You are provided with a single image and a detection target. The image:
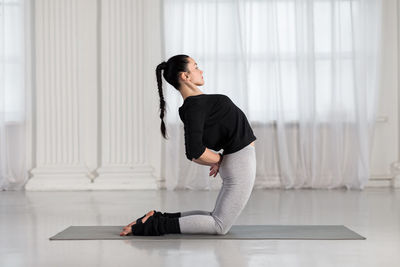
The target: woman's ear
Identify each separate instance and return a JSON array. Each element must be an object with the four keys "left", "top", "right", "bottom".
[{"left": 179, "top": 72, "right": 189, "bottom": 81}]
